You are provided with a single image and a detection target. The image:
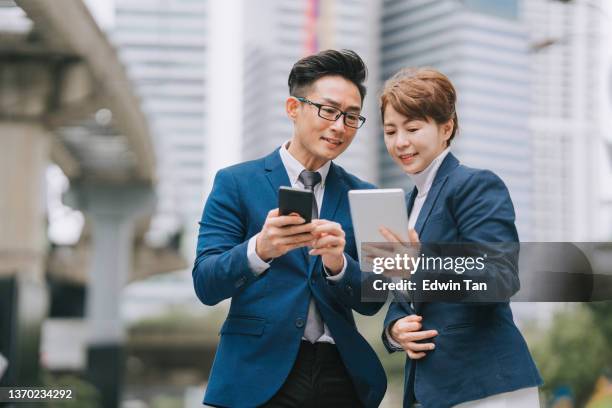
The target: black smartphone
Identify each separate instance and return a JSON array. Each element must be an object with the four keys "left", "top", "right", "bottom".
[{"left": 278, "top": 186, "right": 313, "bottom": 224}]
